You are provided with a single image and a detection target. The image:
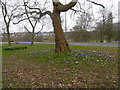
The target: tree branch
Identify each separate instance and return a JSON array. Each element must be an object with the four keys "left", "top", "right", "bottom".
[
  {"left": 86, "top": 0, "right": 105, "bottom": 8},
  {"left": 36, "top": 24, "right": 44, "bottom": 34},
  {"left": 24, "top": 26, "right": 32, "bottom": 35},
  {"left": 13, "top": 17, "right": 34, "bottom": 24},
  {"left": 26, "top": 5, "right": 42, "bottom": 13},
  {"left": 56, "top": 0, "right": 78, "bottom": 12},
  {"left": 24, "top": 2, "right": 34, "bottom": 28},
  {"left": 70, "top": 8, "right": 88, "bottom": 15},
  {"left": 1, "top": 6, "right": 7, "bottom": 25},
  {"left": 40, "top": 11, "right": 52, "bottom": 19},
  {"left": 22, "top": 1, "right": 52, "bottom": 19}
]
